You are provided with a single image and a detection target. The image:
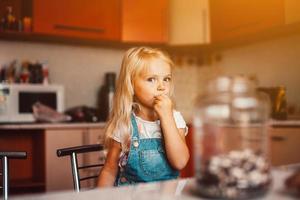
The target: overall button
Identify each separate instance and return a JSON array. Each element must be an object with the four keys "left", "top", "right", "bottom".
[
  {"left": 133, "top": 141, "right": 139, "bottom": 148},
  {"left": 120, "top": 177, "right": 127, "bottom": 183}
]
